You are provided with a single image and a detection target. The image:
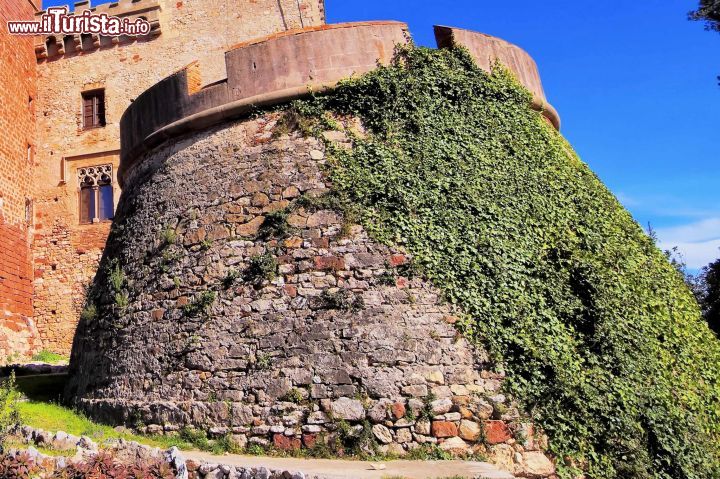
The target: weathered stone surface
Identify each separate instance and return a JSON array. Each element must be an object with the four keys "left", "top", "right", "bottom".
[
  {"left": 390, "top": 402, "right": 406, "bottom": 420},
  {"left": 273, "top": 434, "right": 301, "bottom": 451},
  {"left": 414, "top": 418, "right": 431, "bottom": 436},
  {"left": 395, "top": 428, "right": 413, "bottom": 444},
  {"left": 431, "top": 398, "right": 453, "bottom": 415},
  {"left": 439, "top": 436, "right": 469, "bottom": 454},
  {"left": 485, "top": 420, "right": 512, "bottom": 445},
  {"left": 330, "top": 398, "right": 365, "bottom": 421},
  {"left": 522, "top": 451, "right": 555, "bottom": 477},
  {"left": 459, "top": 420, "right": 482, "bottom": 441},
  {"left": 372, "top": 424, "right": 393, "bottom": 444},
  {"left": 488, "top": 444, "right": 518, "bottom": 475},
  {"left": 57, "top": 112, "right": 552, "bottom": 471},
  {"left": 431, "top": 421, "right": 458, "bottom": 438}
]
